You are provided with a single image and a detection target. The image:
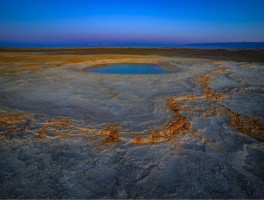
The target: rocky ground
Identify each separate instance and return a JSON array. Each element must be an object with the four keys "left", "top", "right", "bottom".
[{"left": 0, "top": 49, "right": 263, "bottom": 198}]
